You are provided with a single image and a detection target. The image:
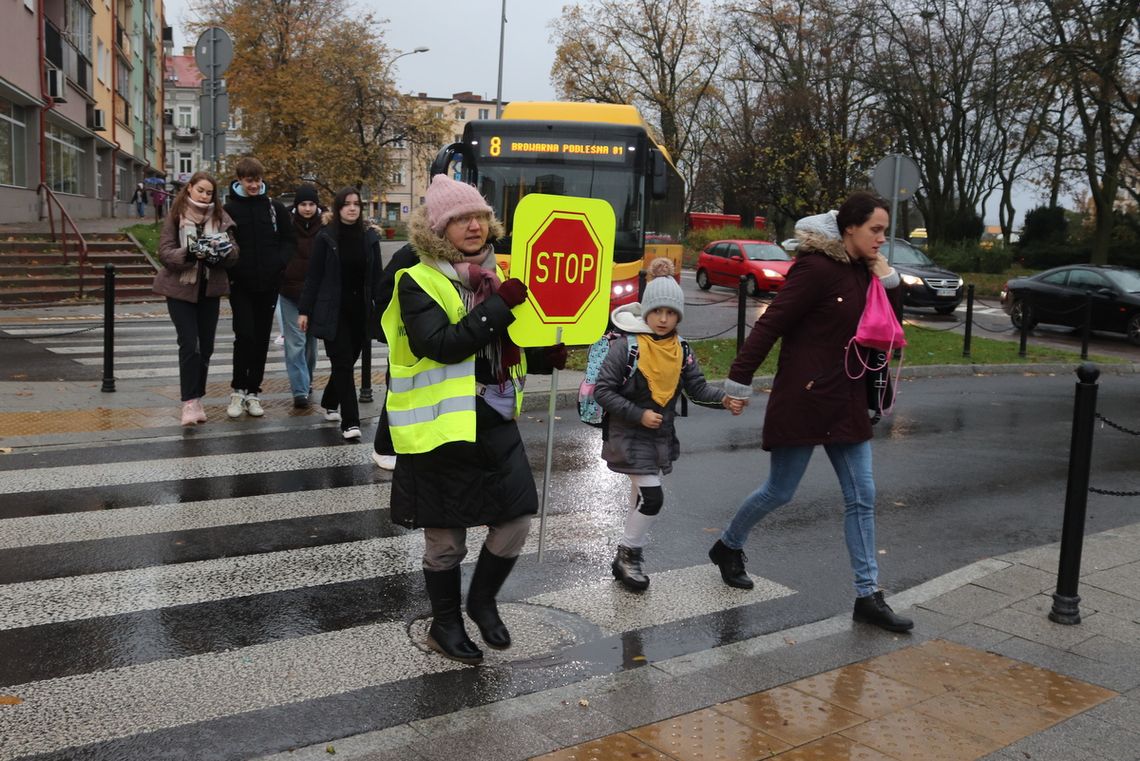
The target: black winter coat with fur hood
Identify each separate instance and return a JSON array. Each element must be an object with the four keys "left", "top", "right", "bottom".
[{"left": 389, "top": 207, "right": 554, "bottom": 529}]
